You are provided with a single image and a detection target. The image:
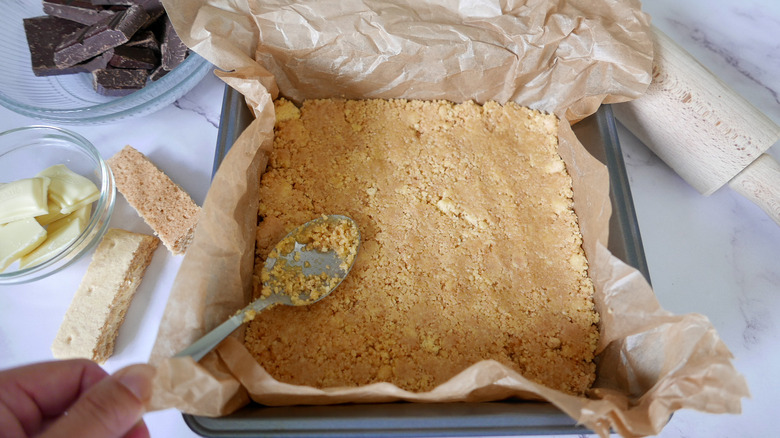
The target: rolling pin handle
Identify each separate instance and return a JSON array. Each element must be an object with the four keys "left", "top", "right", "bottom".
[
  {"left": 614, "top": 25, "right": 780, "bottom": 227},
  {"left": 728, "top": 154, "right": 780, "bottom": 226}
]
